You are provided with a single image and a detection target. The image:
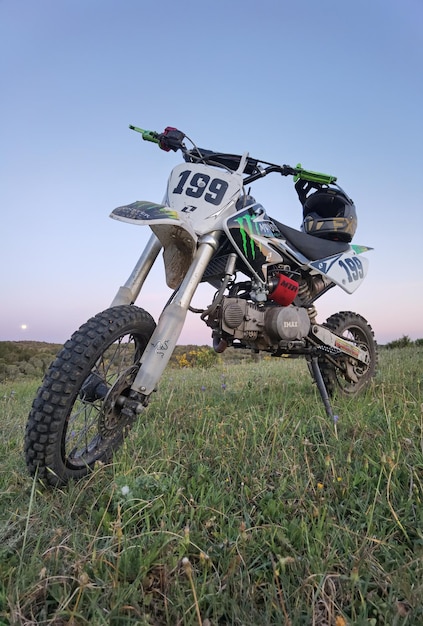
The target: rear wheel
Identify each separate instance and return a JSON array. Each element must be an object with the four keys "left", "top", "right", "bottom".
[
  {"left": 318, "top": 311, "right": 378, "bottom": 397},
  {"left": 24, "top": 305, "right": 156, "bottom": 487}
]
